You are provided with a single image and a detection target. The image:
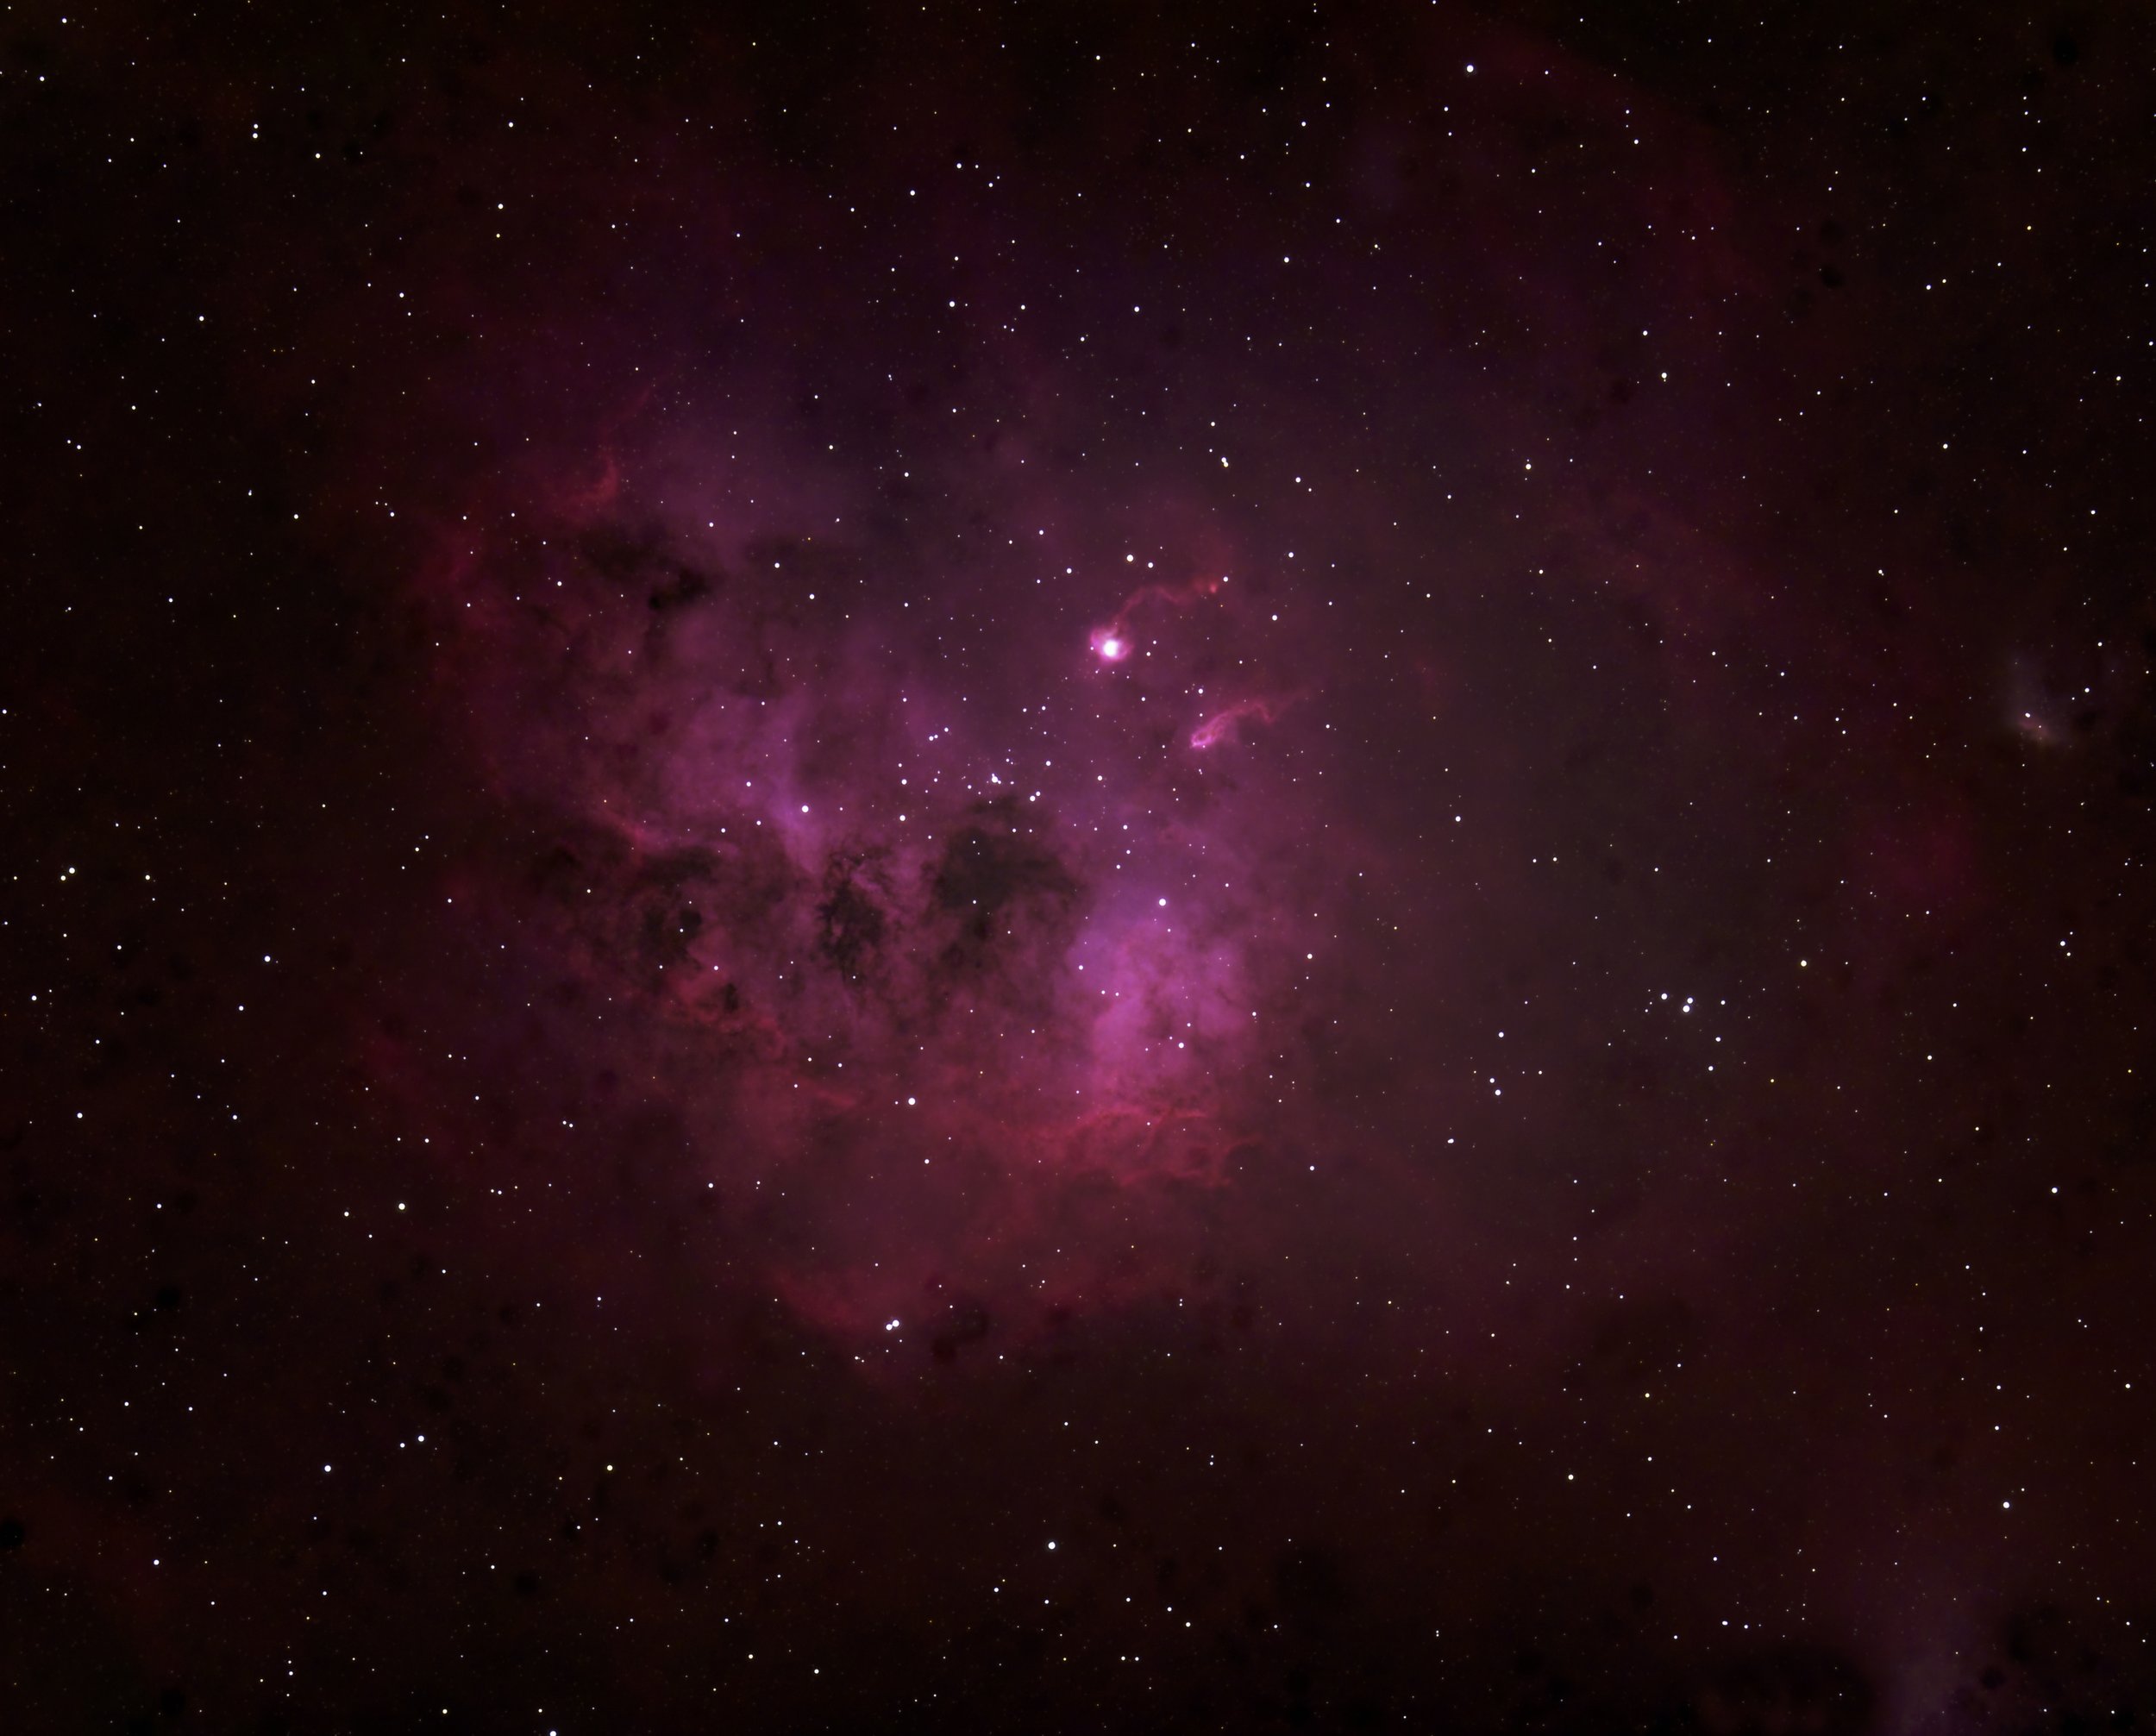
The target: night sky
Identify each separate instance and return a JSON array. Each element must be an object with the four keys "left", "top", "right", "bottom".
[{"left": 7, "top": 3, "right": 2156, "bottom": 1731}]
